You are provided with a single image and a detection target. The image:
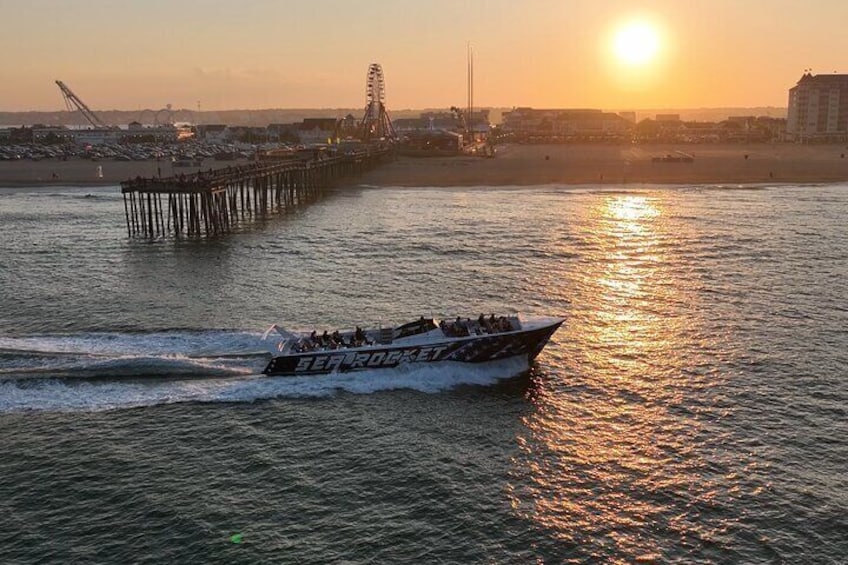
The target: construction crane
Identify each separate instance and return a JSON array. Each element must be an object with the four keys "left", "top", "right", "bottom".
[{"left": 55, "top": 80, "right": 108, "bottom": 128}]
